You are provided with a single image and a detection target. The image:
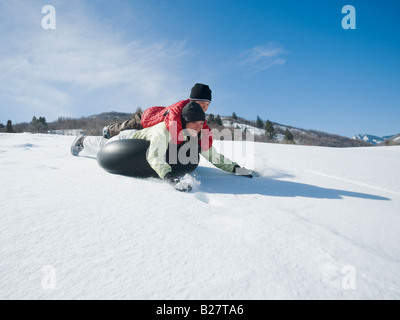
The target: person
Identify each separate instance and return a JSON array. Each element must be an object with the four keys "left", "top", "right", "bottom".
[
  {"left": 102, "top": 83, "right": 214, "bottom": 152},
  {"left": 71, "top": 102, "right": 254, "bottom": 191}
]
